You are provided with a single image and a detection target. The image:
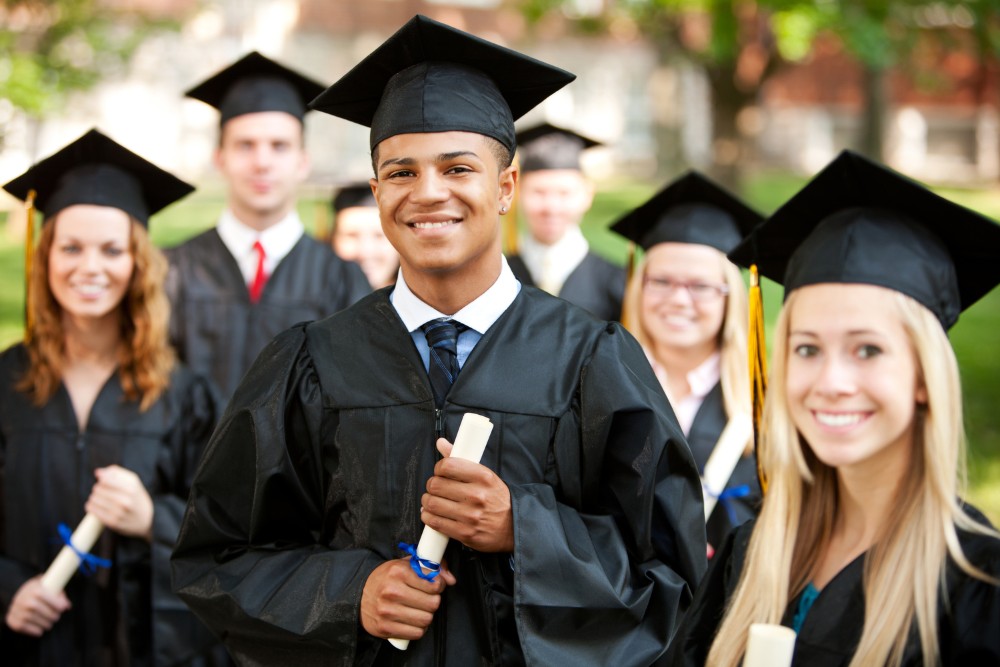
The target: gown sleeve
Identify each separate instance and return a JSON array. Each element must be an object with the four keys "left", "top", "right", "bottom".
[
  {"left": 509, "top": 323, "right": 708, "bottom": 665},
  {"left": 661, "top": 521, "right": 752, "bottom": 667},
  {"left": 146, "top": 370, "right": 222, "bottom": 664},
  {"left": 940, "top": 531, "right": 1000, "bottom": 662},
  {"left": 171, "top": 324, "right": 383, "bottom": 665},
  {"left": 0, "top": 422, "right": 38, "bottom": 610}
]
